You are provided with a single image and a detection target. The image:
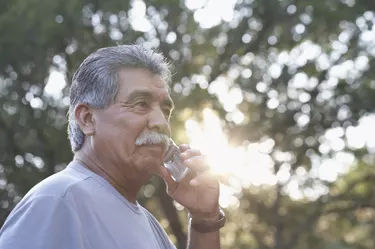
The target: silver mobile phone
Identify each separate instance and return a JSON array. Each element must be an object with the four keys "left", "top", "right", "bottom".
[{"left": 163, "top": 139, "right": 190, "bottom": 182}]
